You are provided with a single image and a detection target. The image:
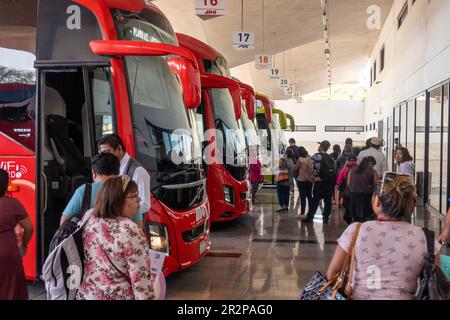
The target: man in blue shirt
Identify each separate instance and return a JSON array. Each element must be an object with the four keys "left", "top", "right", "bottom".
[{"left": 60, "top": 152, "right": 120, "bottom": 226}]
